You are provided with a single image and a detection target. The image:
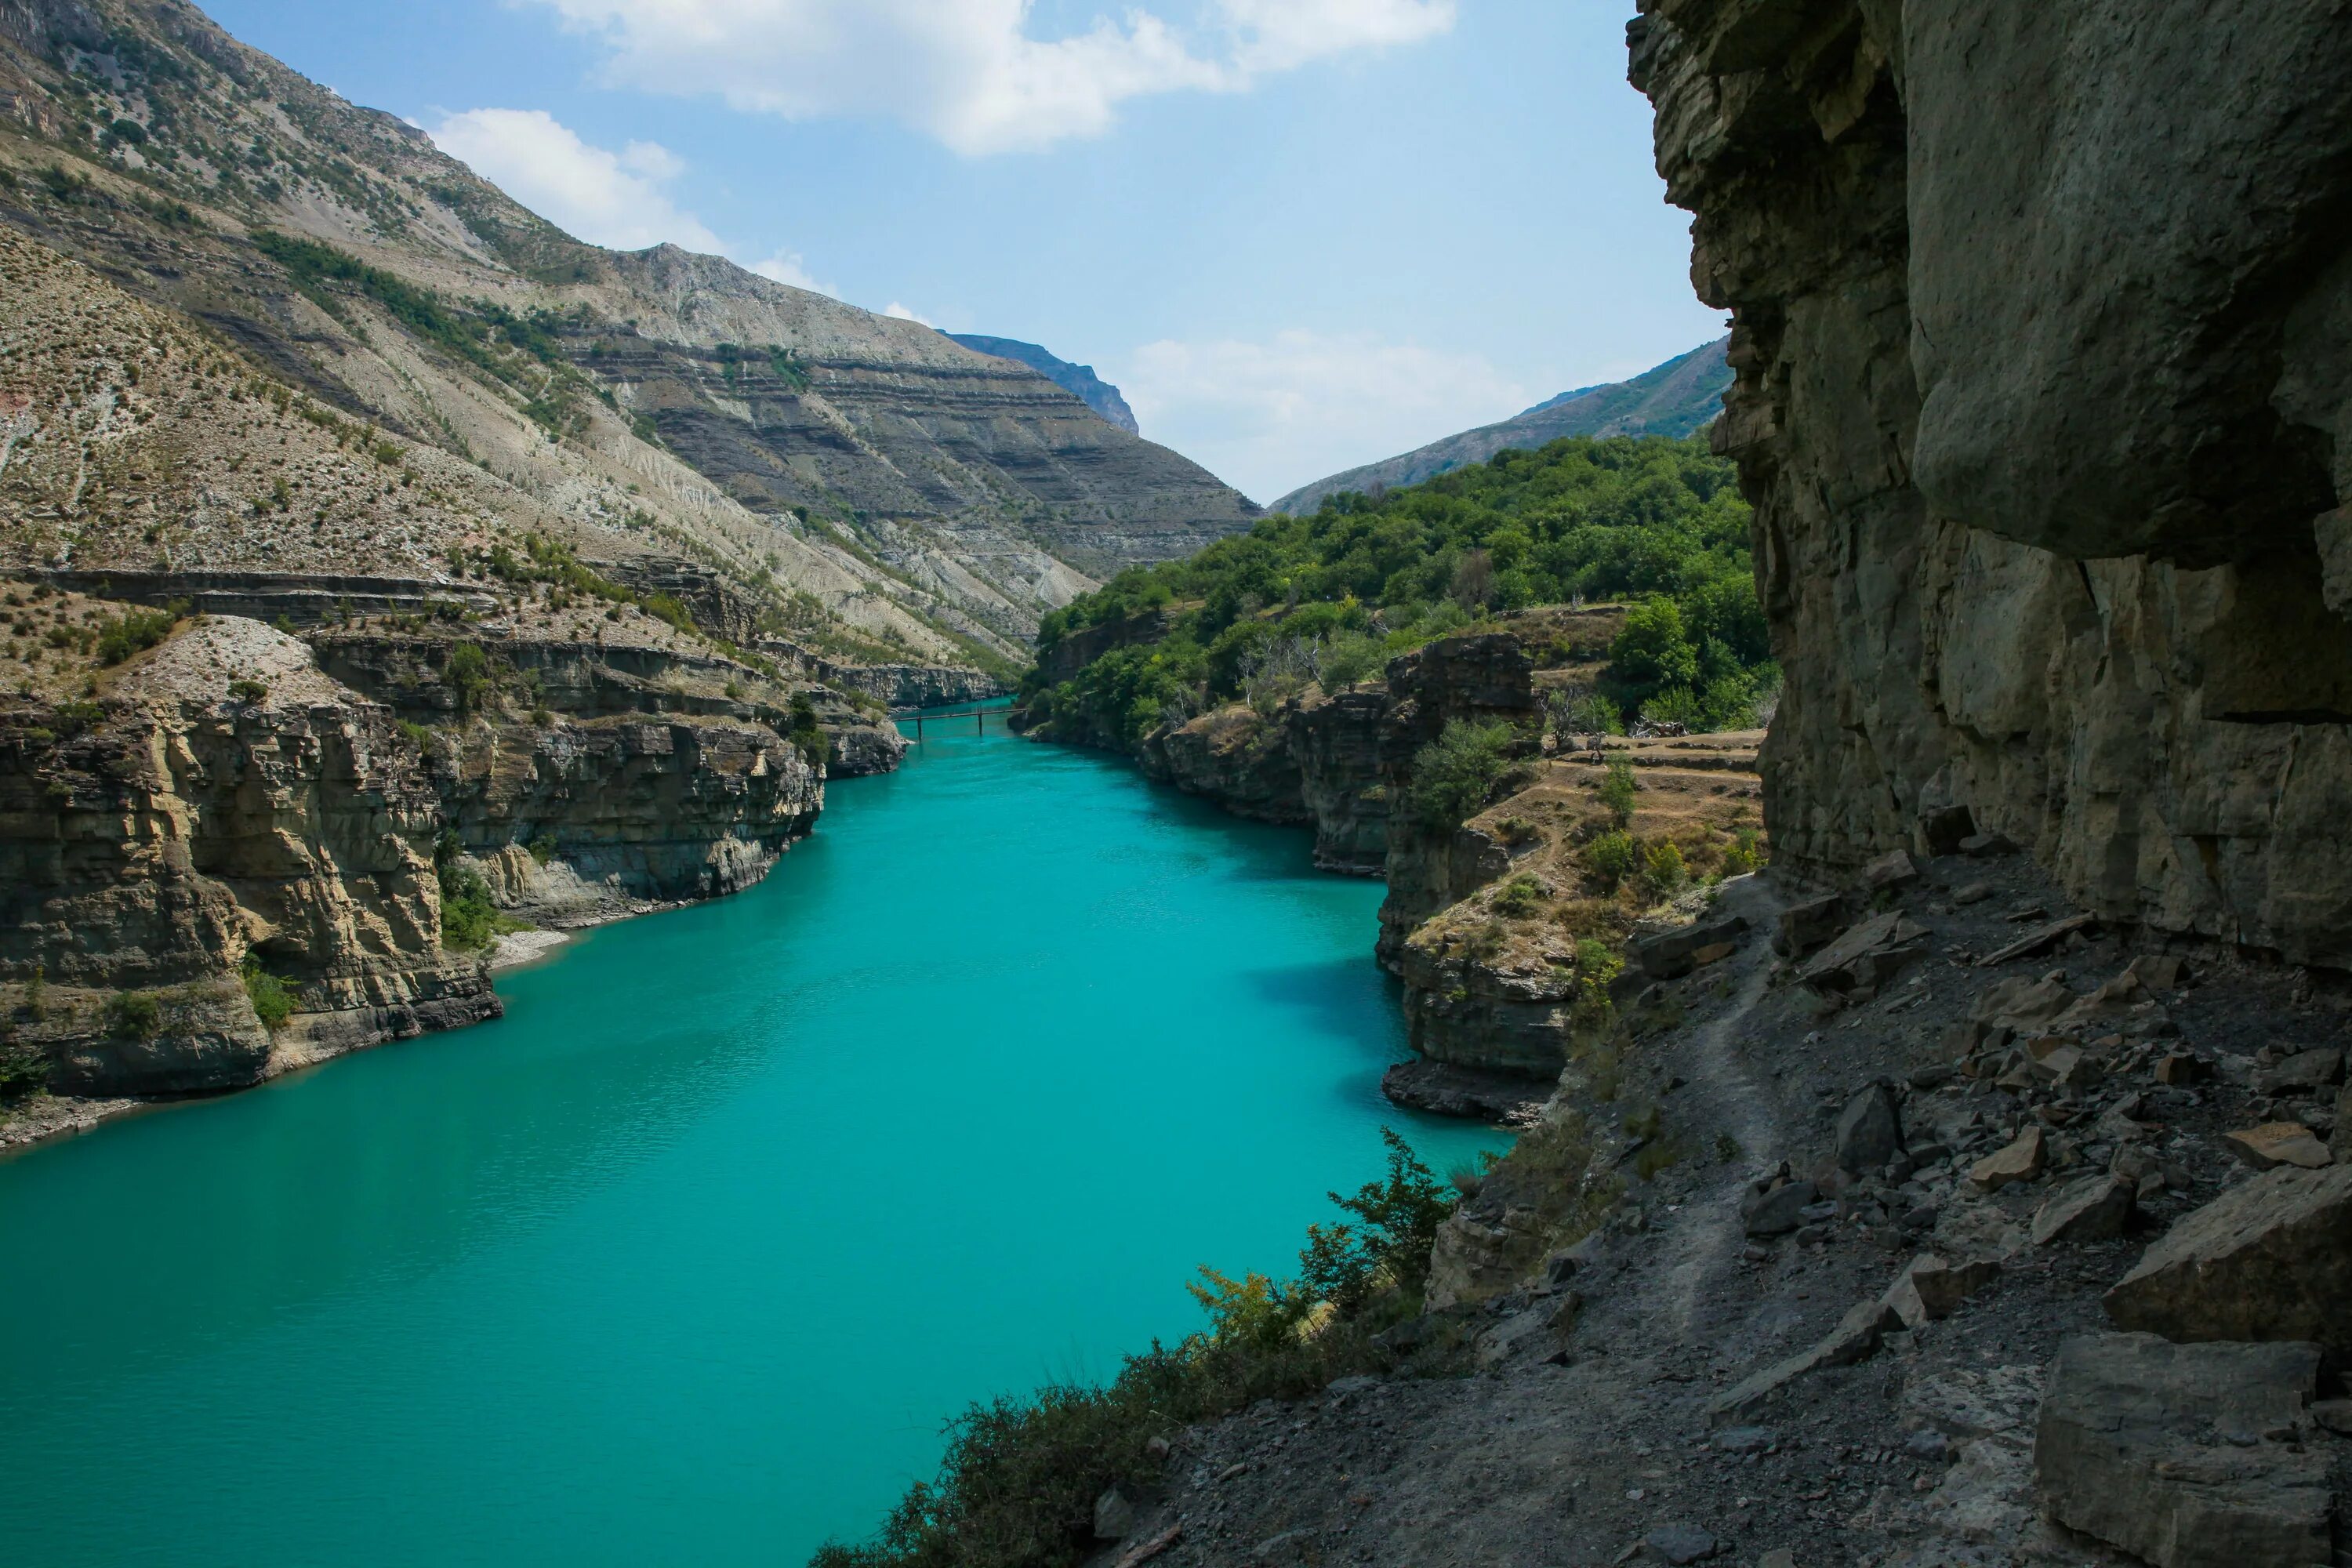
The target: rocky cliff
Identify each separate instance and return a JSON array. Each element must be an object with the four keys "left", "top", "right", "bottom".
[
  {"left": 1632, "top": 0, "right": 2352, "bottom": 971},
  {"left": 0, "top": 612, "right": 496, "bottom": 1098},
  {"left": 946, "top": 334, "right": 1141, "bottom": 436}
]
